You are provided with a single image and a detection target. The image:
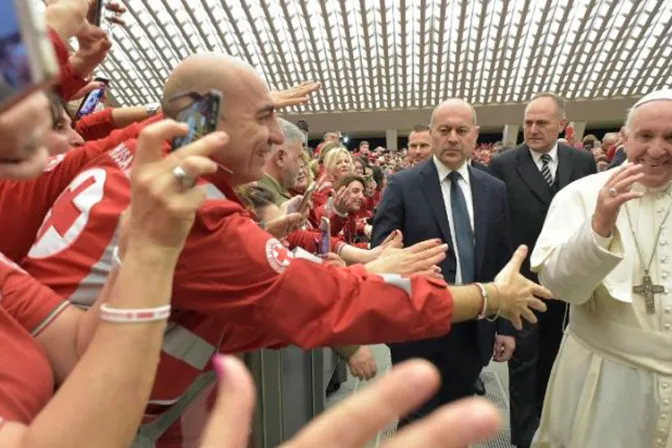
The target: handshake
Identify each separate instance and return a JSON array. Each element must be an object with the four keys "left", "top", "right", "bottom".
[{"left": 363, "top": 233, "right": 551, "bottom": 330}]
